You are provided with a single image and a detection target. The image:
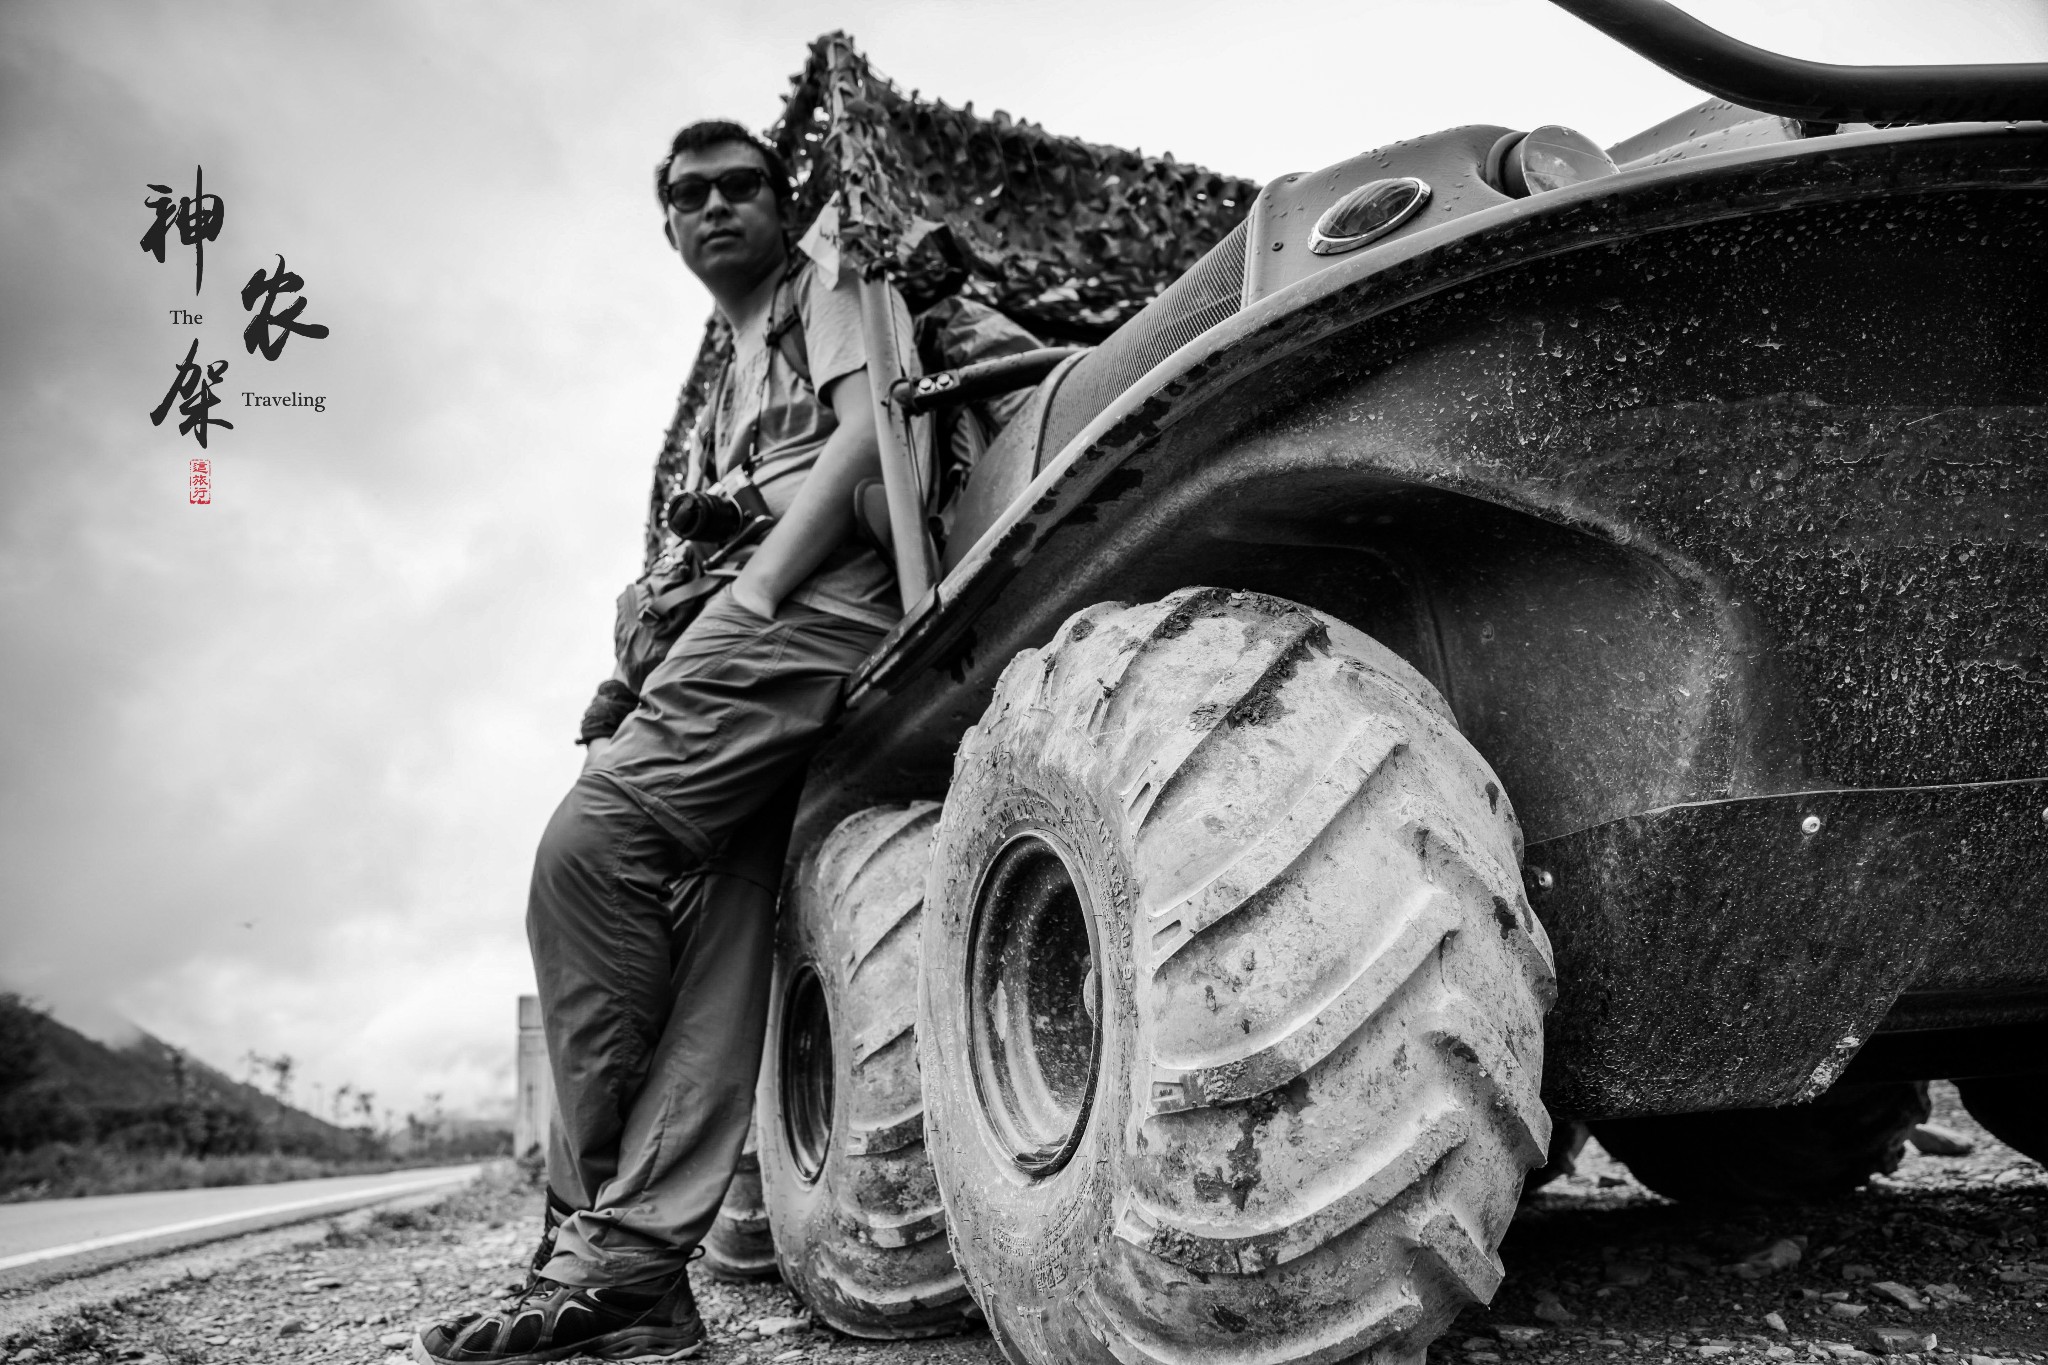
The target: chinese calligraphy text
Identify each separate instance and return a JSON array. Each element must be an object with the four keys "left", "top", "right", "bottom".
[
  {"left": 240, "top": 255, "right": 330, "bottom": 361},
  {"left": 142, "top": 167, "right": 331, "bottom": 468},
  {"left": 140, "top": 165, "right": 225, "bottom": 295},
  {"left": 150, "top": 339, "right": 233, "bottom": 450}
]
